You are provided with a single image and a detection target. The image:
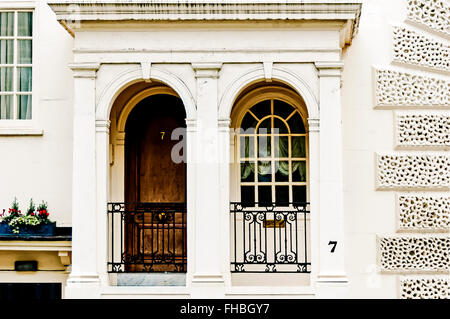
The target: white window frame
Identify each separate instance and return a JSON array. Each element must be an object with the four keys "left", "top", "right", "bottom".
[{"left": 0, "top": 1, "right": 41, "bottom": 135}]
